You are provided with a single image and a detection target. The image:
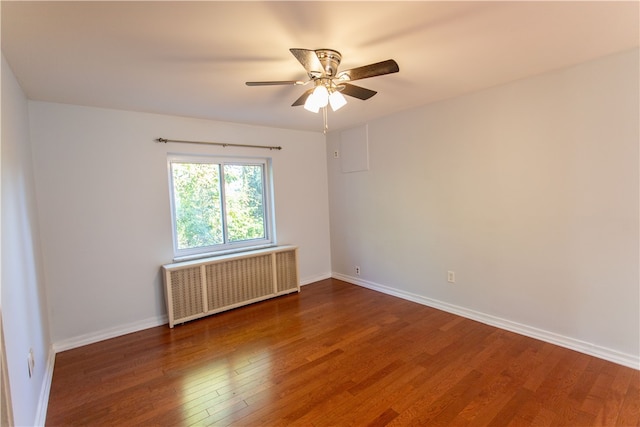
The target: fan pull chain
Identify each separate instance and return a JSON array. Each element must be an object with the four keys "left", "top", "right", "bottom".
[{"left": 323, "top": 107, "right": 328, "bottom": 134}]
